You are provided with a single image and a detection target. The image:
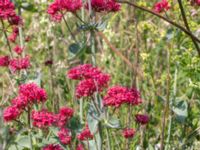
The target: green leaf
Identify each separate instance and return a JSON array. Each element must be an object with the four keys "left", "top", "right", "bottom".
[
  {"left": 106, "top": 117, "right": 120, "bottom": 129},
  {"left": 87, "top": 104, "right": 99, "bottom": 134},
  {"left": 172, "top": 99, "right": 188, "bottom": 123},
  {"left": 69, "top": 43, "right": 80, "bottom": 54},
  {"left": 16, "top": 136, "right": 31, "bottom": 148}
]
